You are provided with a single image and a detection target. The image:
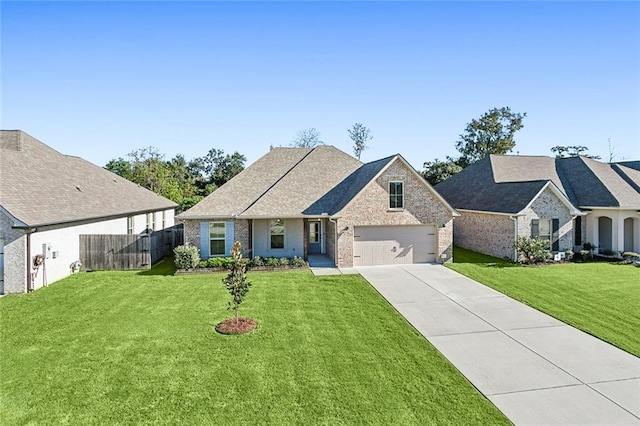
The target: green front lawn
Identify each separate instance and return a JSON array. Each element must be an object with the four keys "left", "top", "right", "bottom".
[
  {"left": 448, "top": 247, "right": 640, "bottom": 357},
  {"left": 0, "top": 261, "right": 508, "bottom": 425}
]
